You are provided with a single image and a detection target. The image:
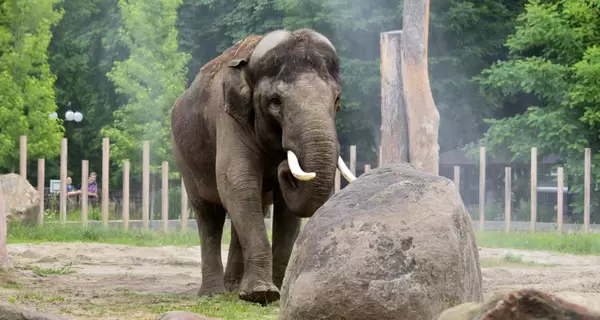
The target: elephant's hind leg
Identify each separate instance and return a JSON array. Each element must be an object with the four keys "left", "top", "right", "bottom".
[
  {"left": 224, "top": 226, "right": 243, "bottom": 292},
  {"left": 272, "top": 188, "right": 301, "bottom": 289},
  {"left": 192, "top": 199, "right": 227, "bottom": 297}
]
